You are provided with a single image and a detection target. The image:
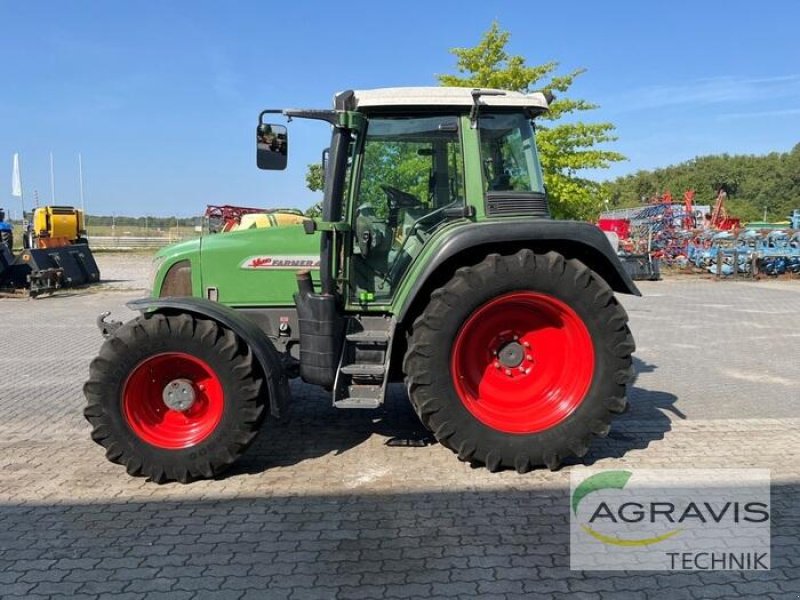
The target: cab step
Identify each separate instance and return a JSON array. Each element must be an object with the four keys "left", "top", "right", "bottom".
[
  {"left": 333, "top": 397, "right": 382, "bottom": 409},
  {"left": 345, "top": 330, "right": 391, "bottom": 343},
  {"left": 333, "top": 316, "right": 395, "bottom": 410},
  {"left": 340, "top": 363, "right": 385, "bottom": 377}
]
